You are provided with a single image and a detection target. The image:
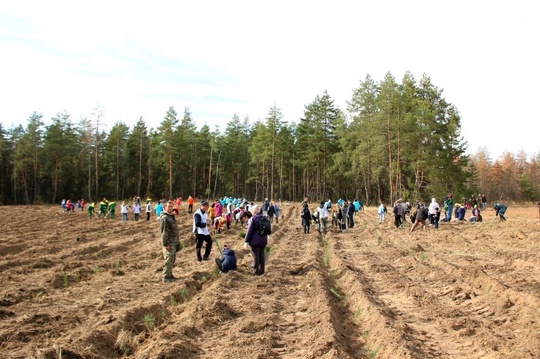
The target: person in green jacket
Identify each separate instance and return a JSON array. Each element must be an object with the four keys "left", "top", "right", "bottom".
[
  {"left": 160, "top": 201, "right": 180, "bottom": 283},
  {"left": 108, "top": 201, "right": 116, "bottom": 219},
  {"left": 98, "top": 198, "right": 108, "bottom": 218},
  {"left": 88, "top": 202, "right": 95, "bottom": 219}
]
